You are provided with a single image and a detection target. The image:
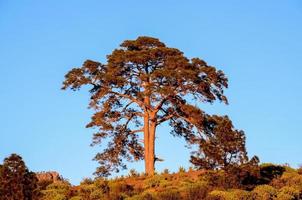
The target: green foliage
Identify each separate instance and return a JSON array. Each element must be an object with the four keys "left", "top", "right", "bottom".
[{"left": 41, "top": 182, "right": 71, "bottom": 200}]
